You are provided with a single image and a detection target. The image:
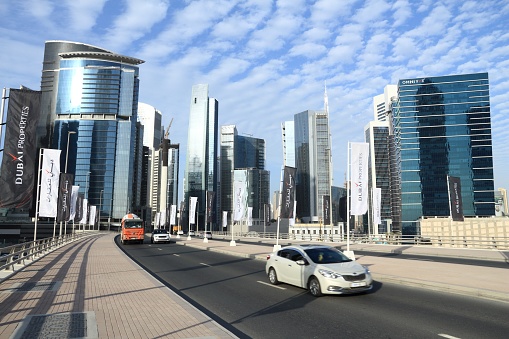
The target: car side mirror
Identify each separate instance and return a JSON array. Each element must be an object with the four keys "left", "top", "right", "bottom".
[{"left": 296, "top": 259, "right": 308, "bottom": 265}]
